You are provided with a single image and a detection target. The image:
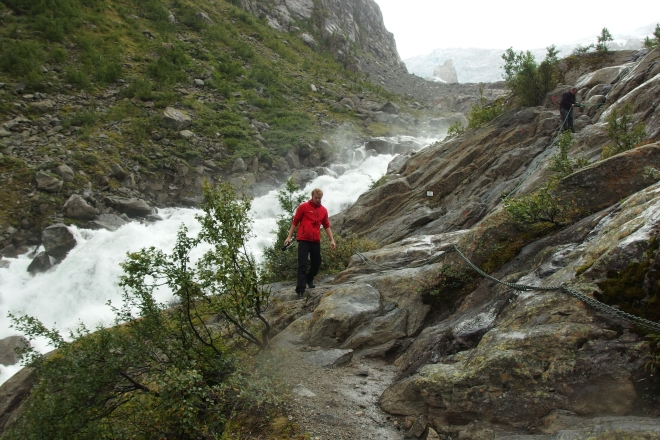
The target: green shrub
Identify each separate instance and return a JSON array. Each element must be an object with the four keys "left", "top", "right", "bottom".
[
  {"left": 548, "top": 131, "right": 590, "bottom": 178},
  {"left": 65, "top": 109, "right": 98, "bottom": 128},
  {"left": 65, "top": 68, "right": 90, "bottom": 88},
  {"left": 122, "top": 77, "right": 155, "bottom": 101},
  {"left": 572, "top": 43, "right": 595, "bottom": 55},
  {"left": 446, "top": 121, "right": 465, "bottom": 137},
  {"left": 320, "top": 233, "right": 379, "bottom": 274},
  {"left": 645, "top": 333, "right": 660, "bottom": 373},
  {"left": 596, "top": 27, "right": 613, "bottom": 53},
  {"left": 4, "top": 184, "right": 277, "bottom": 440},
  {"left": 502, "top": 45, "right": 559, "bottom": 107},
  {"left": 503, "top": 183, "right": 574, "bottom": 226},
  {"left": 262, "top": 179, "right": 307, "bottom": 283},
  {"left": 146, "top": 44, "right": 190, "bottom": 85},
  {"left": 602, "top": 103, "right": 647, "bottom": 159},
  {"left": 468, "top": 86, "right": 504, "bottom": 129},
  {"left": 644, "top": 24, "right": 660, "bottom": 49},
  {"left": 0, "top": 39, "right": 44, "bottom": 78},
  {"left": 644, "top": 166, "right": 660, "bottom": 182}
]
